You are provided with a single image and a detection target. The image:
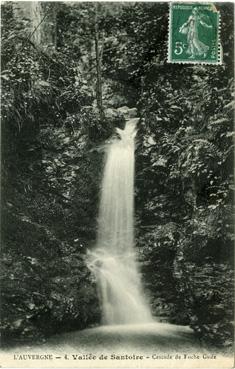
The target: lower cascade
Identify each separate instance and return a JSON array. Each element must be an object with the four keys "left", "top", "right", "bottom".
[{"left": 88, "top": 118, "right": 152, "bottom": 325}]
